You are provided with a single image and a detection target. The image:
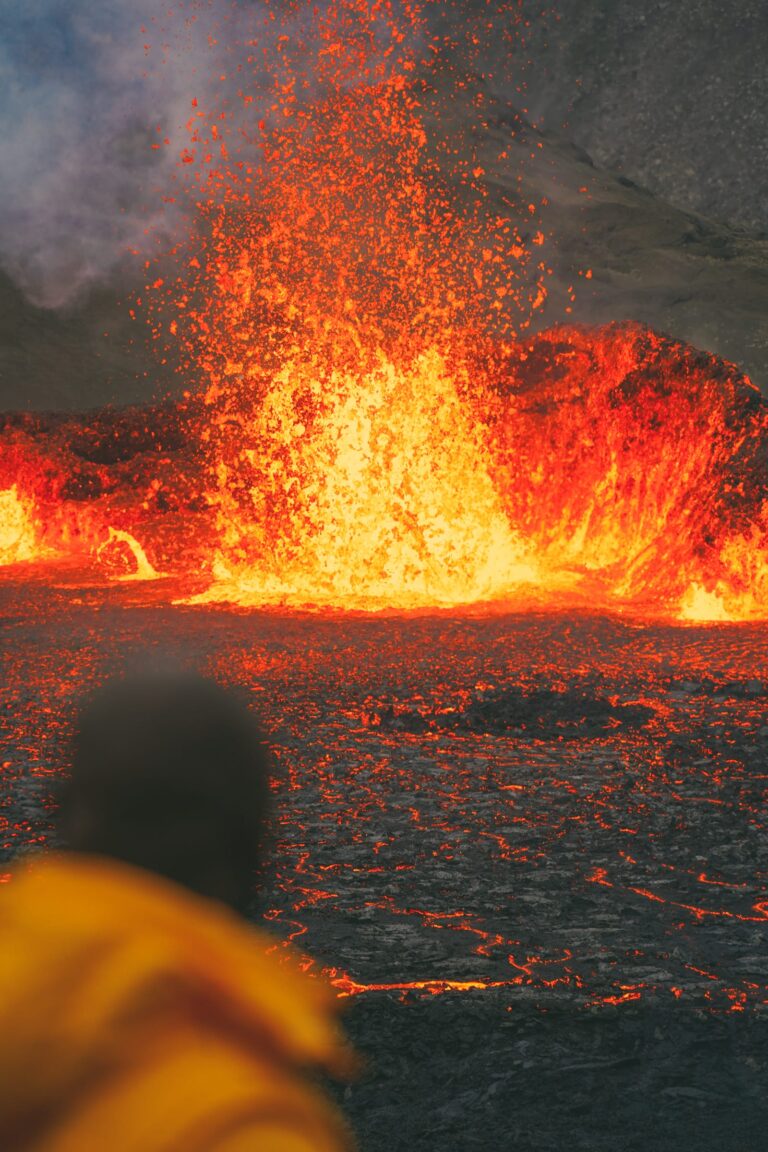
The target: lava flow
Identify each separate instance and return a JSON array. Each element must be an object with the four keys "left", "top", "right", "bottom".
[{"left": 1, "top": 0, "right": 767, "bottom": 622}]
